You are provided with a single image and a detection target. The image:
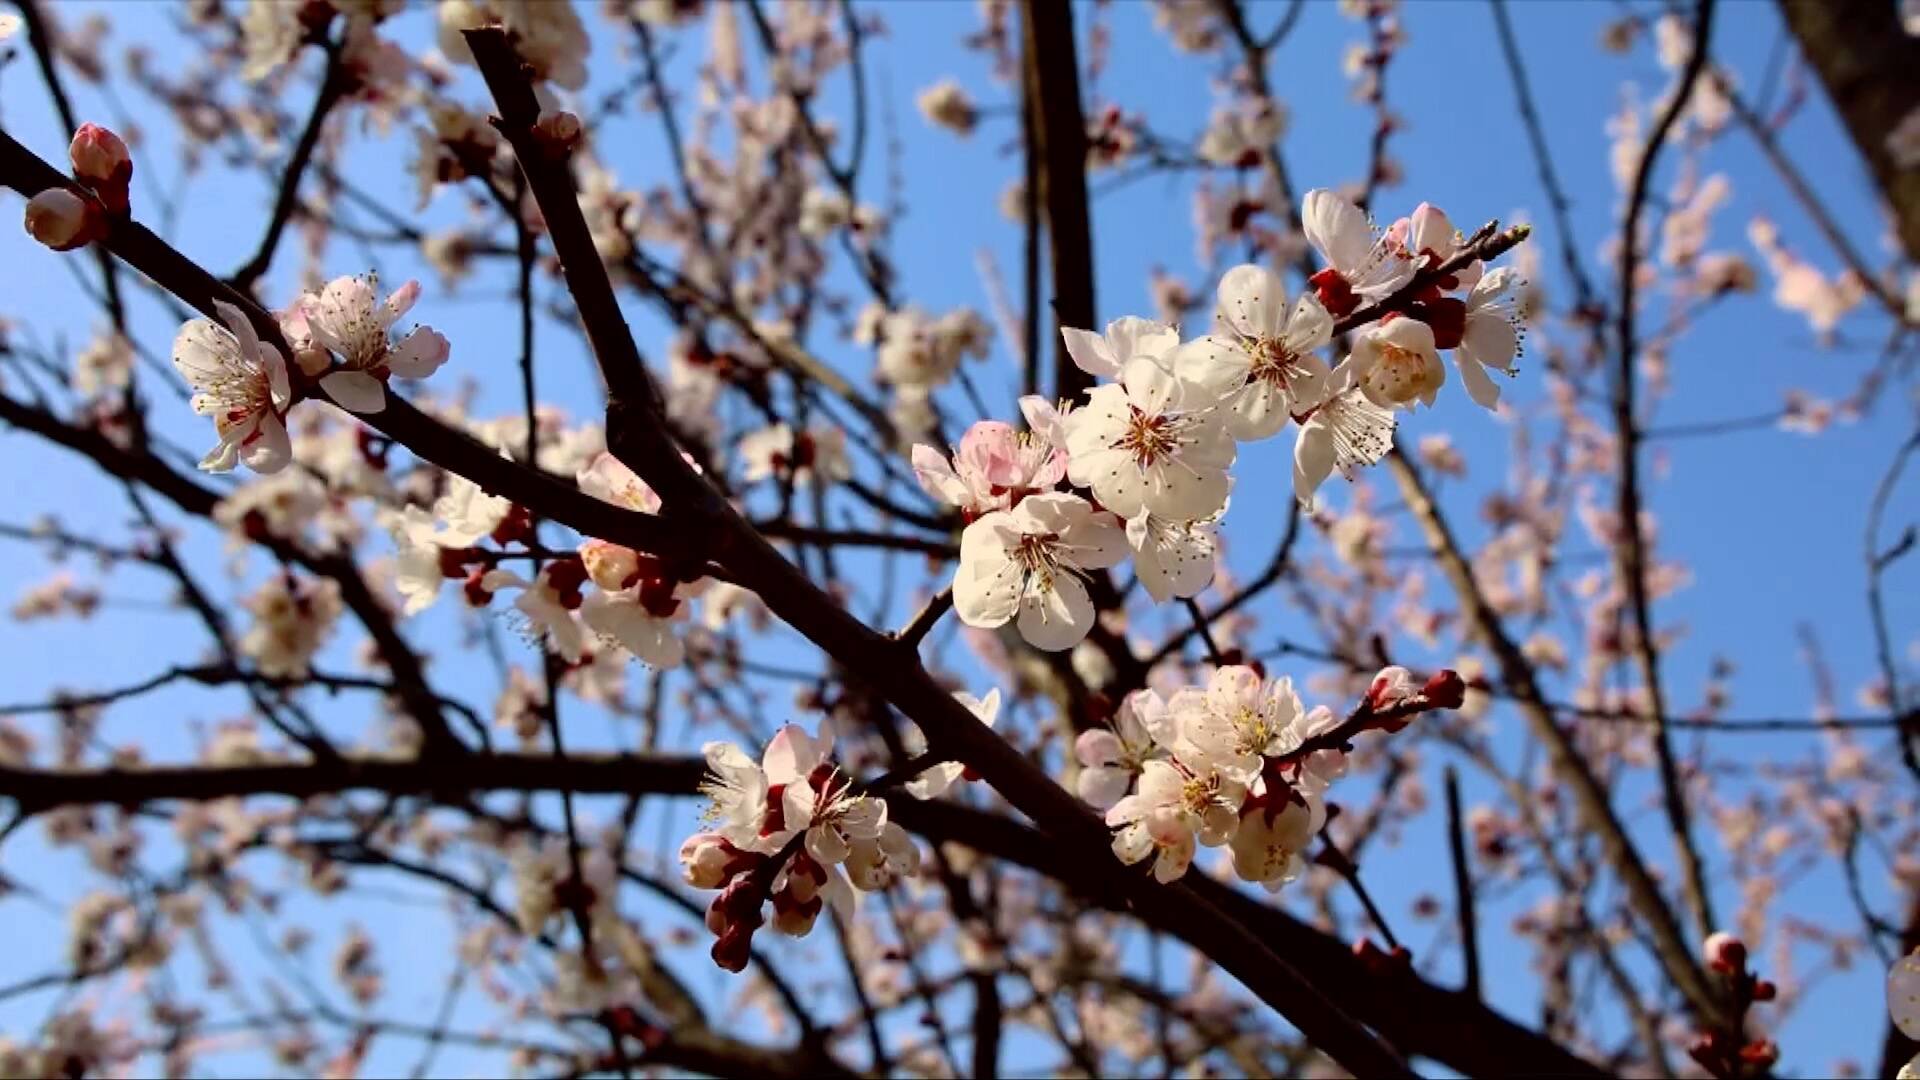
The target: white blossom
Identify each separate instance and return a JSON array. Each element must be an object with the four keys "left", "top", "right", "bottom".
[
  {"left": 1454, "top": 267, "right": 1524, "bottom": 409},
  {"left": 1063, "top": 354, "right": 1235, "bottom": 522},
  {"left": 1176, "top": 265, "right": 1334, "bottom": 440},
  {"left": 1292, "top": 360, "right": 1396, "bottom": 508},
  {"left": 171, "top": 300, "right": 293, "bottom": 474},
  {"left": 1353, "top": 314, "right": 1445, "bottom": 410},
  {"left": 1301, "top": 188, "right": 1417, "bottom": 317},
  {"left": 953, "top": 493, "right": 1128, "bottom": 651},
  {"left": 302, "top": 274, "right": 449, "bottom": 415}
]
